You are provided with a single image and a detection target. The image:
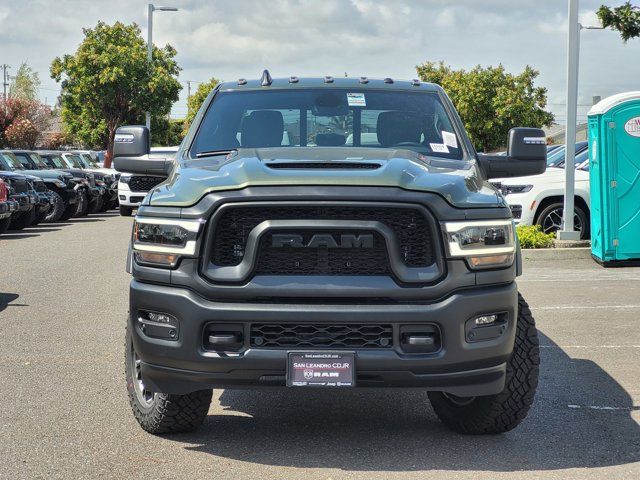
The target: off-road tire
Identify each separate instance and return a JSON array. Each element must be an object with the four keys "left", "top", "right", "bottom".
[
  {"left": 89, "top": 195, "right": 104, "bottom": 214},
  {"left": 33, "top": 209, "right": 48, "bottom": 226},
  {"left": 76, "top": 192, "right": 89, "bottom": 217},
  {"left": 428, "top": 292, "right": 539, "bottom": 434},
  {"left": 119, "top": 205, "right": 133, "bottom": 217},
  {"left": 125, "top": 326, "right": 212, "bottom": 434},
  {"left": 9, "top": 209, "right": 35, "bottom": 231},
  {"left": 44, "top": 192, "right": 65, "bottom": 223},
  {"left": 59, "top": 200, "right": 78, "bottom": 221},
  {"left": 0, "top": 217, "right": 10, "bottom": 235}
]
